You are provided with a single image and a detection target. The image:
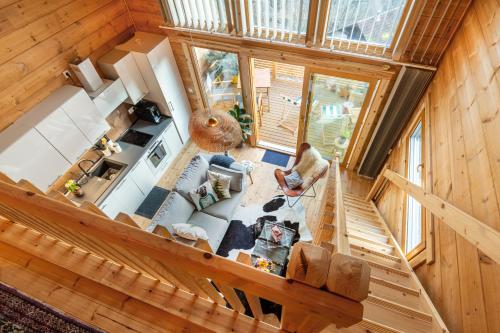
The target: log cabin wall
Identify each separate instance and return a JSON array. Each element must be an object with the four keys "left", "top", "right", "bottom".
[
  {"left": 375, "top": 1, "right": 500, "bottom": 332},
  {"left": 0, "top": 0, "right": 135, "bottom": 131}
]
